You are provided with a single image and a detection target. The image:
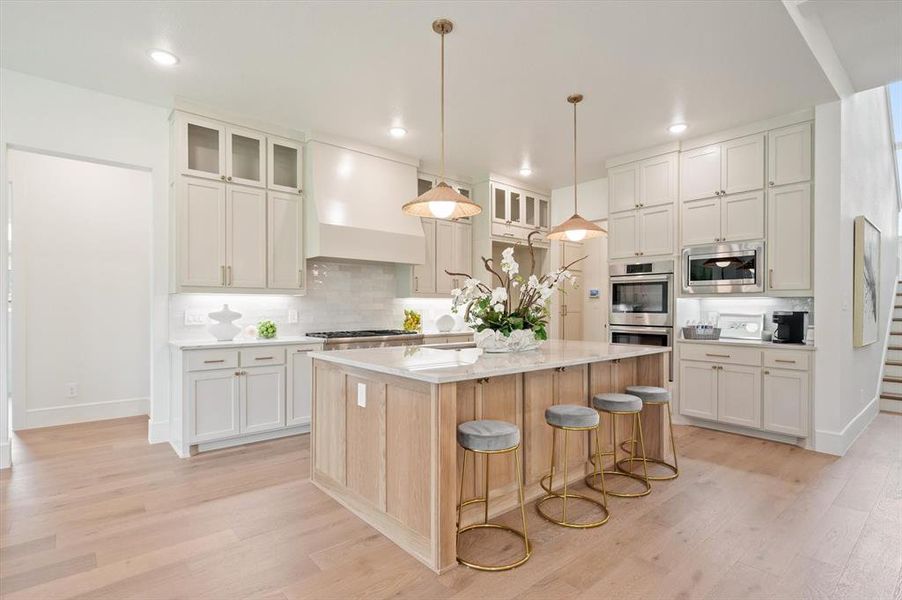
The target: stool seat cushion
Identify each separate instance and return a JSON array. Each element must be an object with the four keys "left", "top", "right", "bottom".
[
  {"left": 545, "top": 404, "right": 600, "bottom": 429},
  {"left": 625, "top": 385, "right": 671, "bottom": 403},
  {"left": 457, "top": 419, "right": 520, "bottom": 451},
  {"left": 592, "top": 393, "right": 643, "bottom": 413}
]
